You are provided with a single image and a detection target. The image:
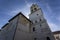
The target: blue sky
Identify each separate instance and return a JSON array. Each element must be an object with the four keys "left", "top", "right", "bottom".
[{"left": 0, "top": 0, "right": 60, "bottom": 32}]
